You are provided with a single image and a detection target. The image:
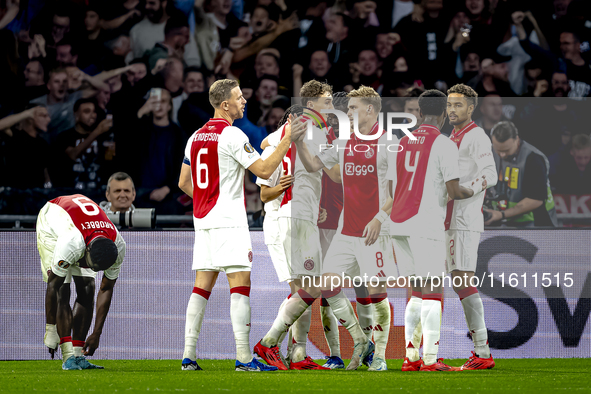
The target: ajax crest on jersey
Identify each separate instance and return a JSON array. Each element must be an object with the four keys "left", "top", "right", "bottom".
[
  {"left": 304, "top": 259, "right": 315, "bottom": 271},
  {"left": 248, "top": 251, "right": 253, "bottom": 263},
  {"left": 365, "top": 148, "right": 375, "bottom": 159}
]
